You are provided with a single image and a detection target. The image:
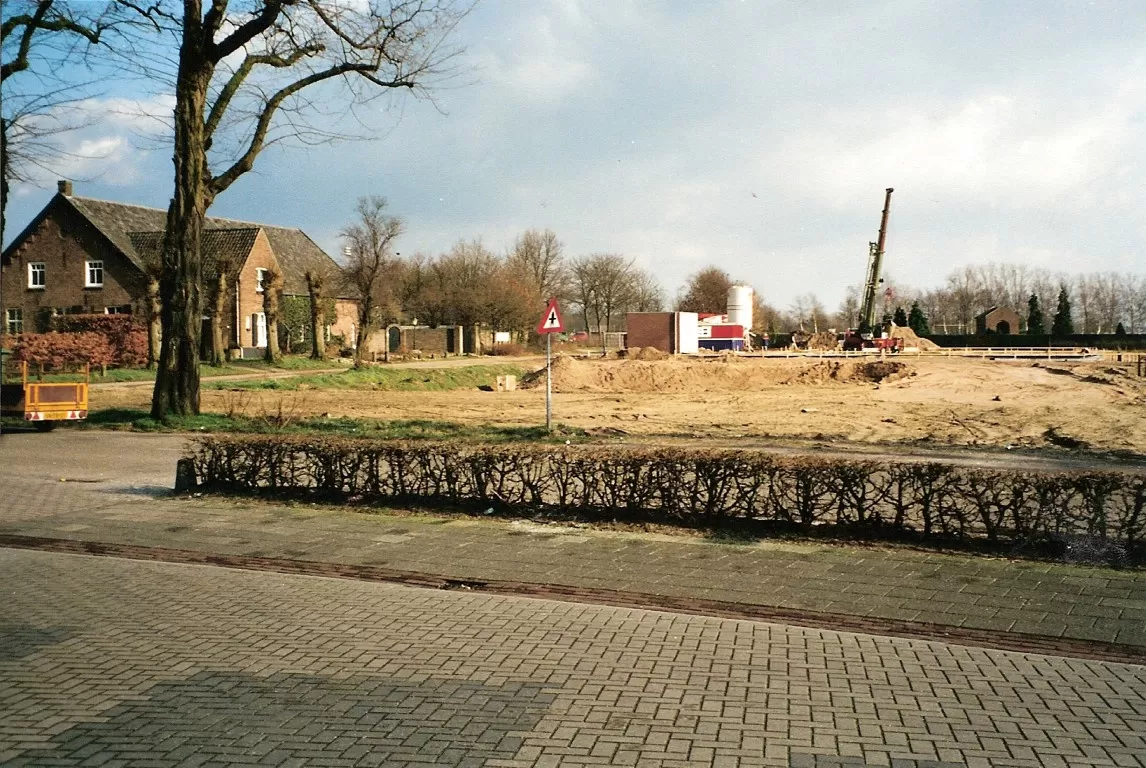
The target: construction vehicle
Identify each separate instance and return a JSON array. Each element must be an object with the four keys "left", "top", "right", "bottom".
[
  {"left": 843, "top": 188, "right": 903, "bottom": 353},
  {"left": 0, "top": 357, "right": 89, "bottom": 431}
]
